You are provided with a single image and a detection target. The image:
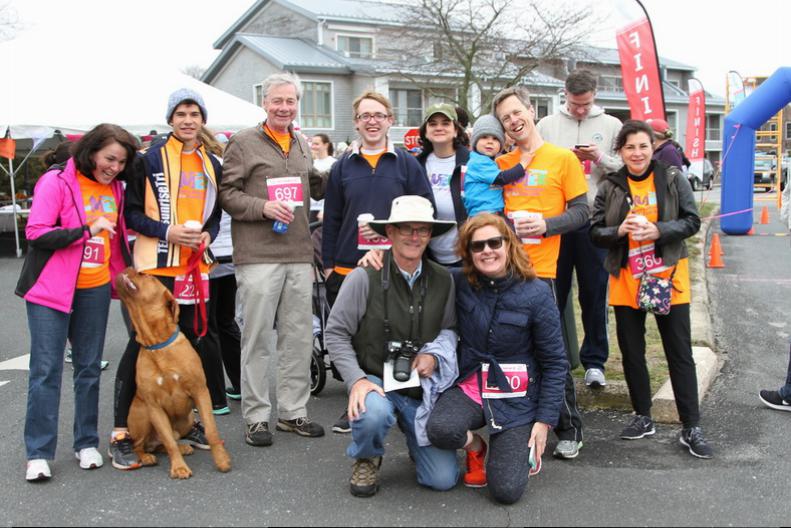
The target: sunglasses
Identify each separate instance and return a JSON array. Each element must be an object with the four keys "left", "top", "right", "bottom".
[{"left": 470, "top": 236, "right": 505, "bottom": 253}]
